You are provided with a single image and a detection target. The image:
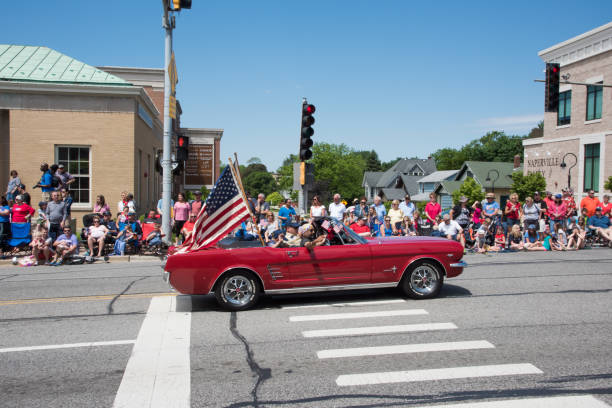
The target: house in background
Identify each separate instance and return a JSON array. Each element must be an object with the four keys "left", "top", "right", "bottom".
[
  {"left": 362, "top": 158, "right": 437, "bottom": 202},
  {"left": 411, "top": 170, "right": 459, "bottom": 203},
  {"left": 433, "top": 159, "right": 523, "bottom": 209}
]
